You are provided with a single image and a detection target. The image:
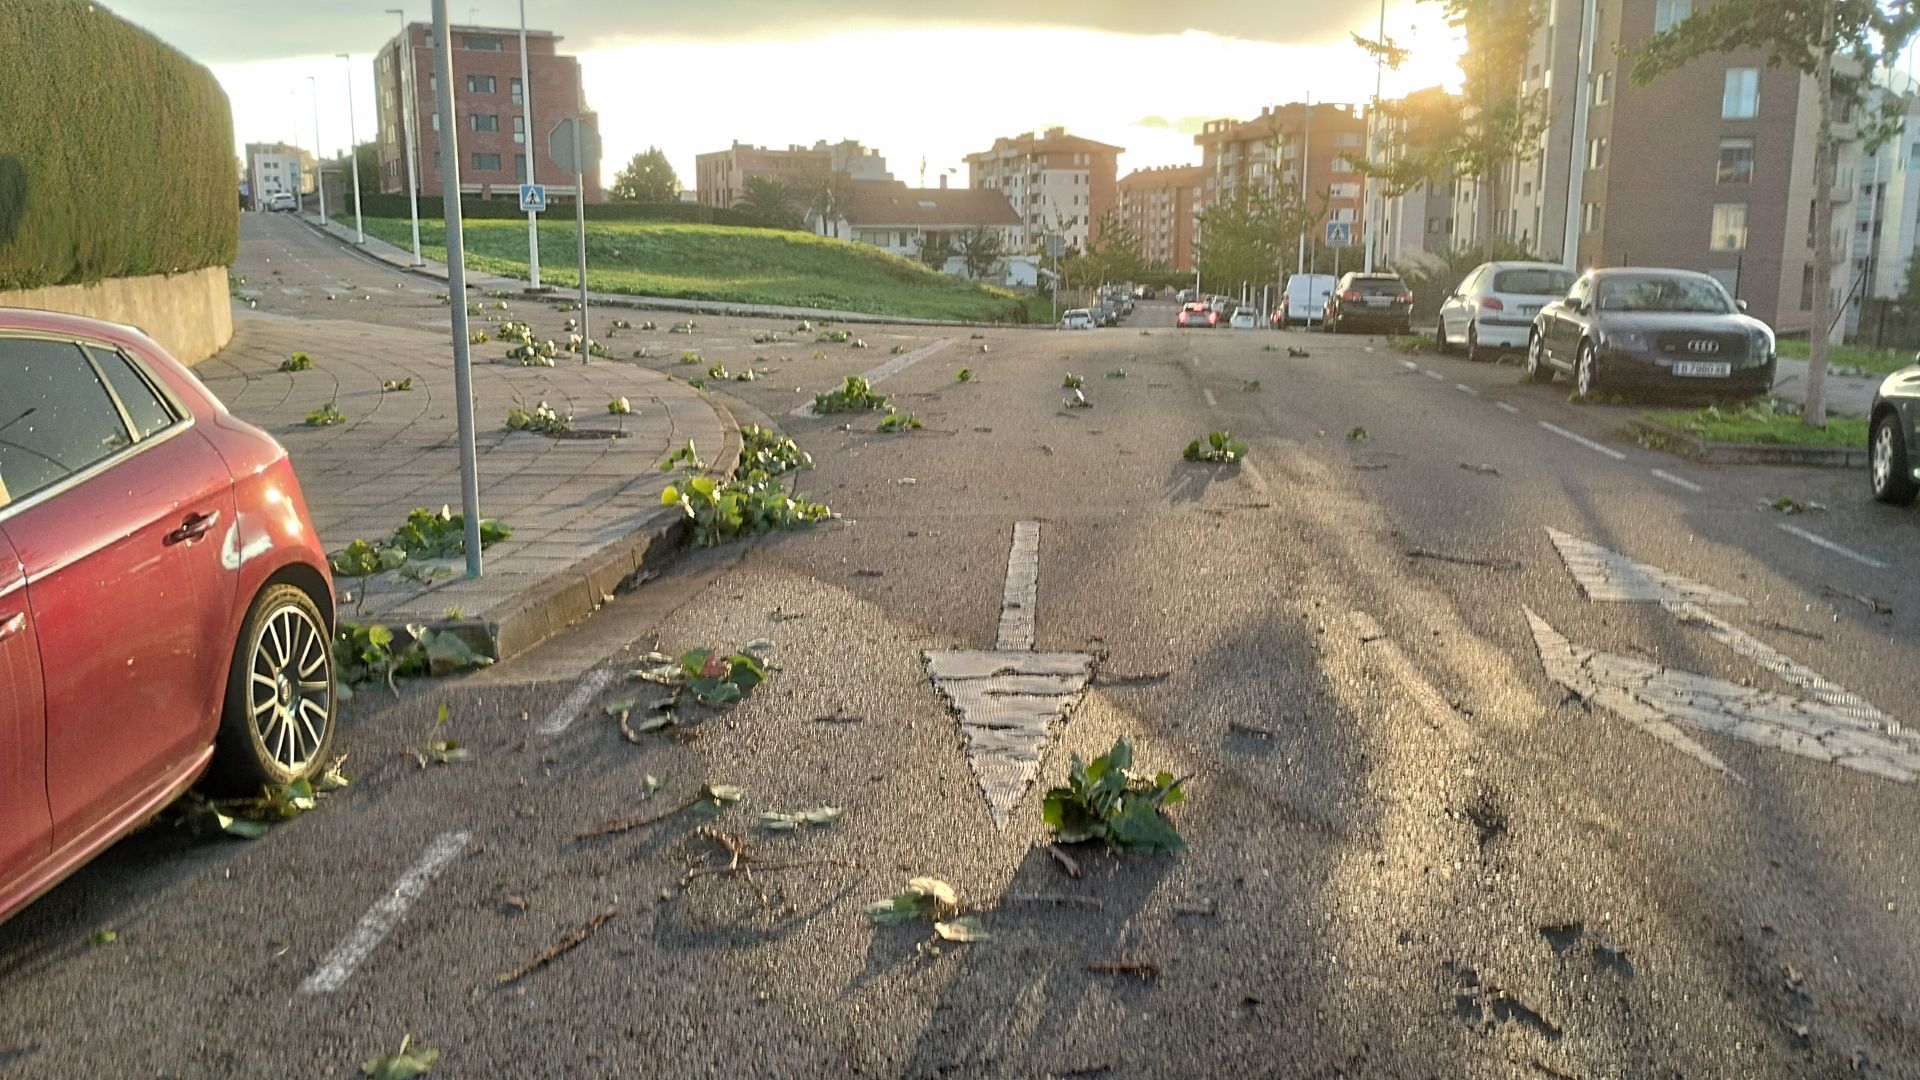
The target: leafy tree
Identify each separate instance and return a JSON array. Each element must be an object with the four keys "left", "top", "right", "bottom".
[
  {"left": 801, "top": 165, "right": 858, "bottom": 238},
  {"left": 1355, "top": 0, "right": 1549, "bottom": 257},
  {"left": 610, "top": 147, "right": 680, "bottom": 203},
  {"left": 351, "top": 143, "right": 380, "bottom": 197},
  {"left": 957, "top": 226, "right": 1005, "bottom": 280},
  {"left": 1084, "top": 209, "right": 1147, "bottom": 287},
  {"left": 1194, "top": 184, "right": 1328, "bottom": 296},
  {"left": 1627, "top": 0, "right": 1920, "bottom": 428},
  {"left": 735, "top": 175, "right": 802, "bottom": 230},
  {"left": 917, "top": 231, "right": 957, "bottom": 271}
]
